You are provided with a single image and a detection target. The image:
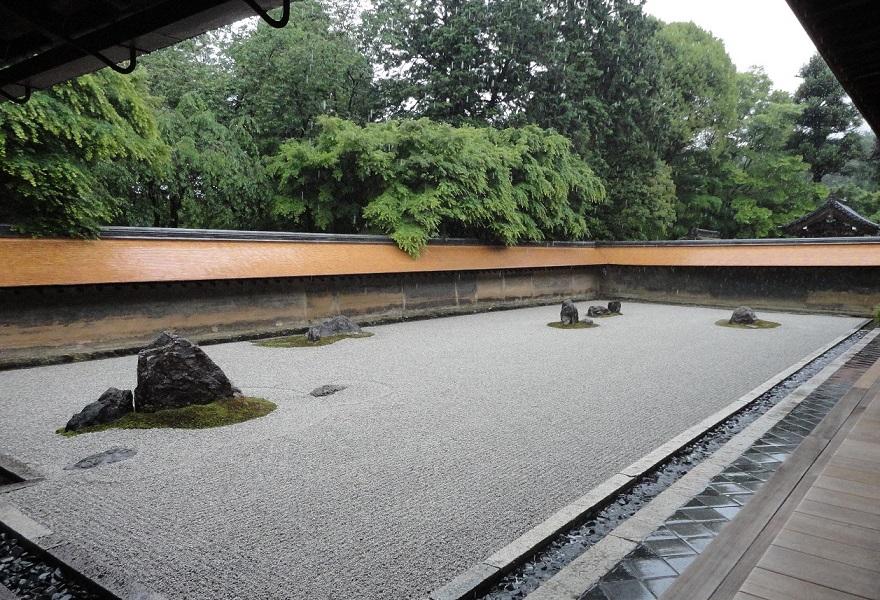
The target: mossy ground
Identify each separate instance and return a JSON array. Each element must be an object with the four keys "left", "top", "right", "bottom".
[
  {"left": 591, "top": 312, "right": 623, "bottom": 319},
  {"left": 715, "top": 319, "right": 781, "bottom": 330},
  {"left": 253, "top": 331, "right": 374, "bottom": 348},
  {"left": 547, "top": 321, "right": 600, "bottom": 329},
  {"left": 58, "top": 397, "right": 276, "bottom": 436}
]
